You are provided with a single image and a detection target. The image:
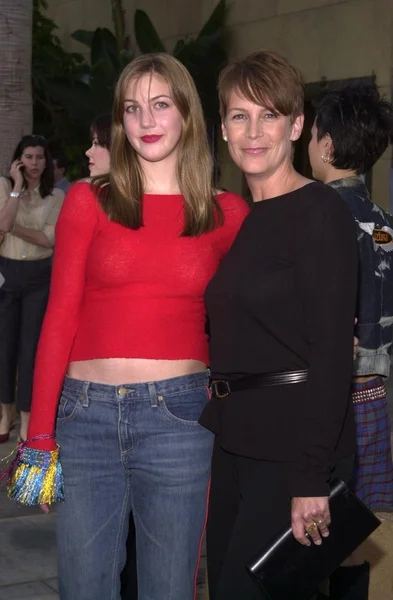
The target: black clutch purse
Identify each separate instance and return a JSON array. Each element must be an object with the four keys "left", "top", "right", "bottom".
[{"left": 246, "top": 479, "right": 380, "bottom": 600}]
